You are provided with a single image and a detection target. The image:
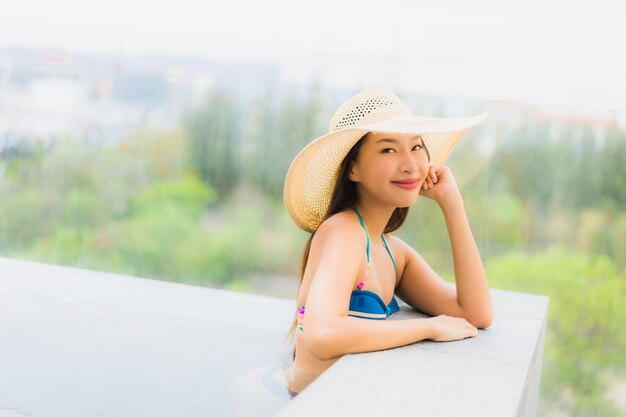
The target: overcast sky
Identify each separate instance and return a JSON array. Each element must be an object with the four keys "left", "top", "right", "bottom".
[{"left": 1, "top": 0, "right": 625, "bottom": 112}]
